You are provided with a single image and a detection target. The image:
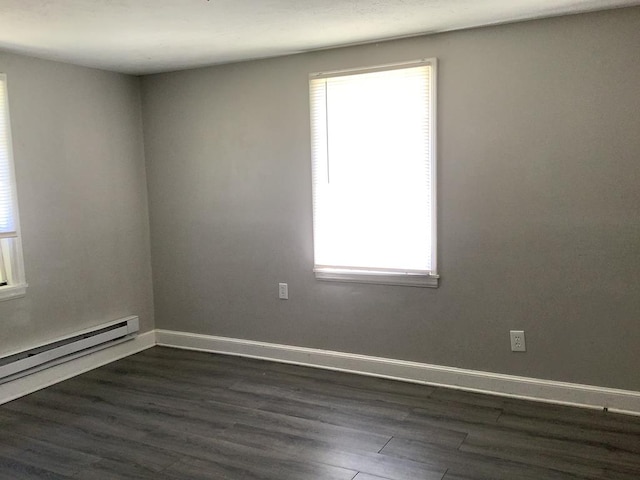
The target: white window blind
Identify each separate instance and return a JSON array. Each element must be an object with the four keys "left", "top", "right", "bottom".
[
  {"left": 0, "top": 75, "right": 18, "bottom": 239},
  {"left": 0, "top": 73, "right": 26, "bottom": 301},
  {"left": 309, "top": 60, "right": 438, "bottom": 287}
]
